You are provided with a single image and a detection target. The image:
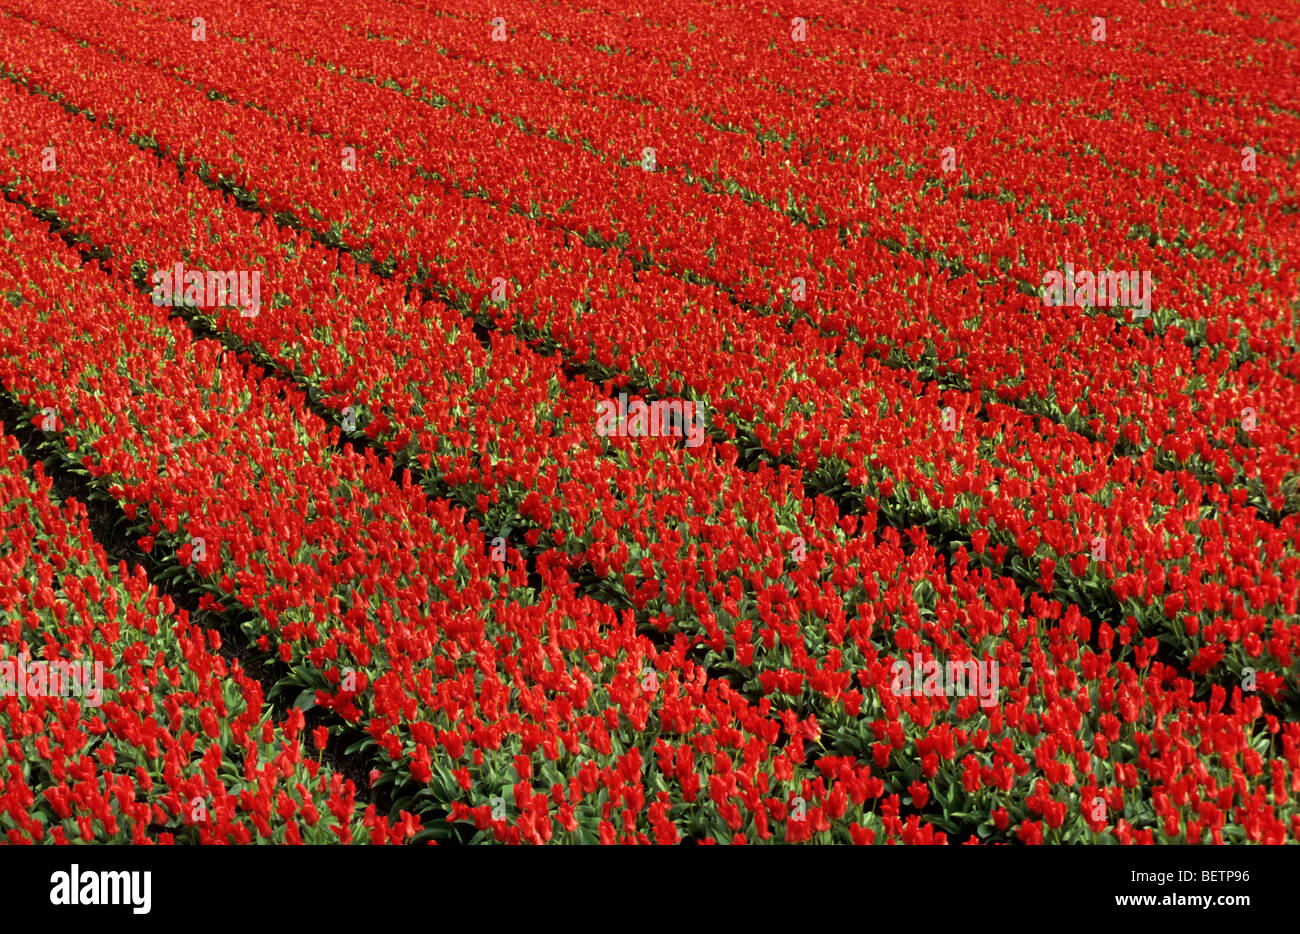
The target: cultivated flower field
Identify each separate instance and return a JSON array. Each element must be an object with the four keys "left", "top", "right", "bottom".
[{"left": 0, "top": 0, "right": 1297, "bottom": 845}]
